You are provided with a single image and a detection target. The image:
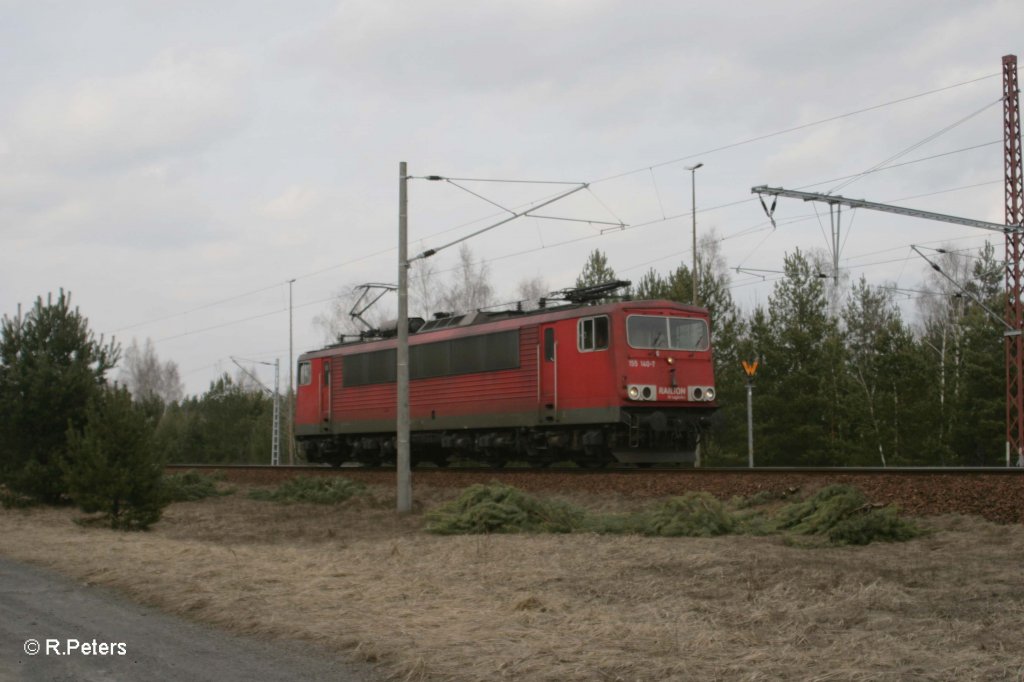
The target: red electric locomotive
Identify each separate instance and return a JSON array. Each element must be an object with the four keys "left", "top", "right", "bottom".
[{"left": 294, "top": 293, "right": 717, "bottom": 467}]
